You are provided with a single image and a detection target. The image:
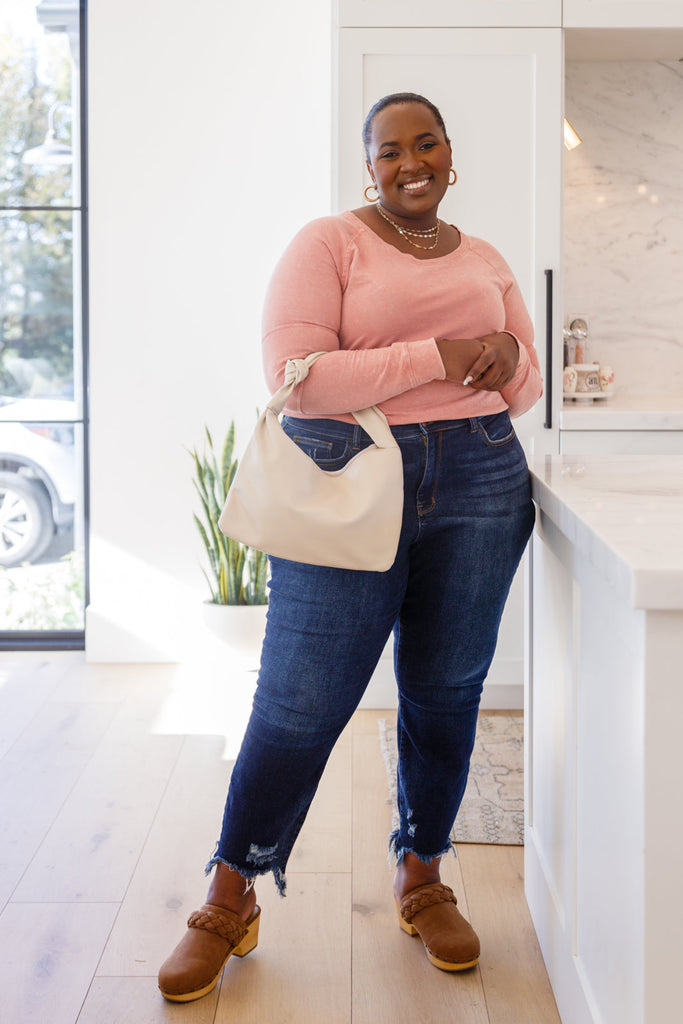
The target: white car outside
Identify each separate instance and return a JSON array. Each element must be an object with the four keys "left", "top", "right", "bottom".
[{"left": 0, "top": 397, "right": 77, "bottom": 567}]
